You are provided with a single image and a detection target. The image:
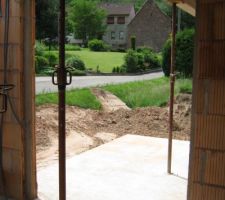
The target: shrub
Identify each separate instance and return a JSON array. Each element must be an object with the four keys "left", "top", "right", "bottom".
[
  {"left": 162, "top": 29, "right": 195, "bottom": 77},
  {"left": 88, "top": 39, "right": 108, "bottom": 52},
  {"left": 65, "top": 44, "right": 81, "bottom": 51},
  {"left": 38, "top": 68, "right": 54, "bottom": 76},
  {"left": 116, "top": 67, "right": 120, "bottom": 73},
  {"left": 120, "top": 66, "right": 126, "bottom": 73},
  {"left": 35, "top": 56, "right": 49, "bottom": 73},
  {"left": 71, "top": 69, "right": 86, "bottom": 76},
  {"left": 96, "top": 65, "right": 100, "bottom": 73},
  {"left": 124, "top": 50, "right": 140, "bottom": 73},
  {"left": 131, "top": 36, "right": 136, "bottom": 50},
  {"left": 176, "top": 29, "right": 195, "bottom": 77},
  {"left": 143, "top": 51, "right": 161, "bottom": 69},
  {"left": 137, "top": 47, "right": 161, "bottom": 69},
  {"left": 112, "top": 66, "right": 126, "bottom": 73},
  {"left": 35, "top": 41, "right": 47, "bottom": 56},
  {"left": 162, "top": 38, "right": 171, "bottom": 76},
  {"left": 66, "top": 56, "right": 86, "bottom": 71},
  {"left": 123, "top": 48, "right": 161, "bottom": 73},
  {"left": 44, "top": 52, "right": 58, "bottom": 68},
  {"left": 137, "top": 46, "right": 153, "bottom": 53}
]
